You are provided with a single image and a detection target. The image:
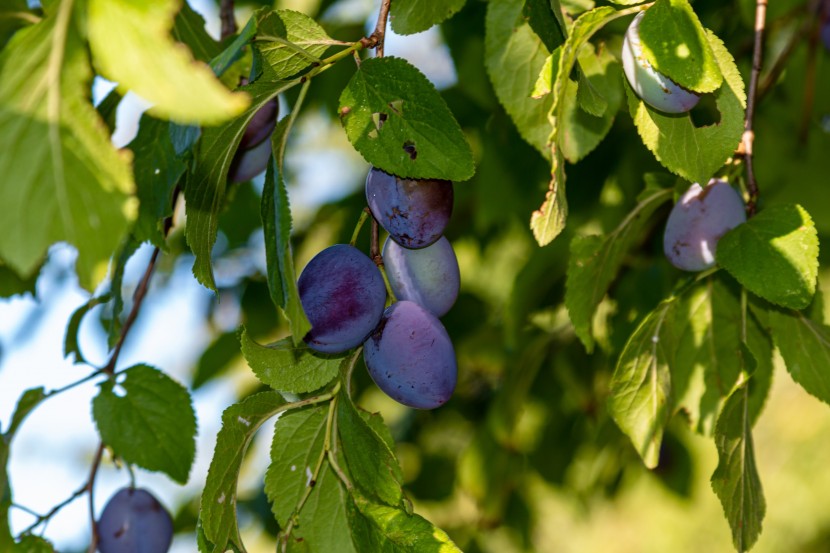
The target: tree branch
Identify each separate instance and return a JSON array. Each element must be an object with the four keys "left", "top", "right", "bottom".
[
  {"left": 360, "top": 0, "right": 391, "bottom": 56},
  {"left": 86, "top": 441, "right": 105, "bottom": 553},
  {"left": 220, "top": 0, "right": 236, "bottom": 40},
  {"left": 741, "top": 0, "right": 768, "bottom": 216}
]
